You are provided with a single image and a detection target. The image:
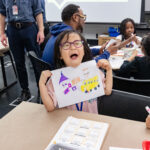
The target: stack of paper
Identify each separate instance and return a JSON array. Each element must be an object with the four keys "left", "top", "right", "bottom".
[{"left": 46, "top": 116, "right": 109, "bottom": 150}]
